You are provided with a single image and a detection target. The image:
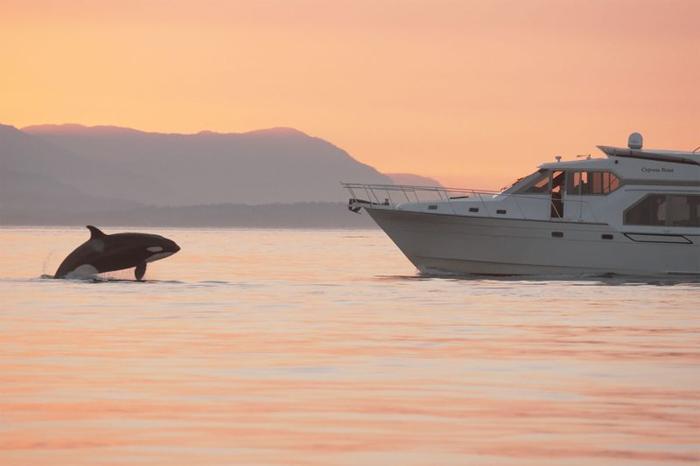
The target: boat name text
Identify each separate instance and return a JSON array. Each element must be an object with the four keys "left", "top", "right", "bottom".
[{"left": 641, "top": 167, "right": 674, "bottom": 174}]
